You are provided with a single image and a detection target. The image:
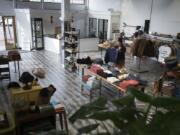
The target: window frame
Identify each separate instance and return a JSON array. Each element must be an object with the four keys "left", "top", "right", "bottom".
[
  {"left": 43, "top": 0, "right": 61, "bottom": 3},
  {"left": 70, "top": 0, "right": 85, "bottom": 5}
]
